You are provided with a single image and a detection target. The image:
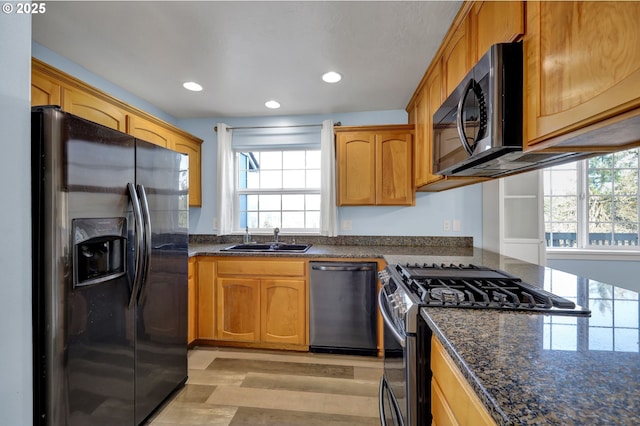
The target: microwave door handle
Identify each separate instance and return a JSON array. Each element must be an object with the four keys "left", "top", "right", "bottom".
[
  {"left": 127, "top": 183, "right": 145, "bottom": 309},
  {"left": 456, "top": 78, "right": 476, "bottom": 156}
]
